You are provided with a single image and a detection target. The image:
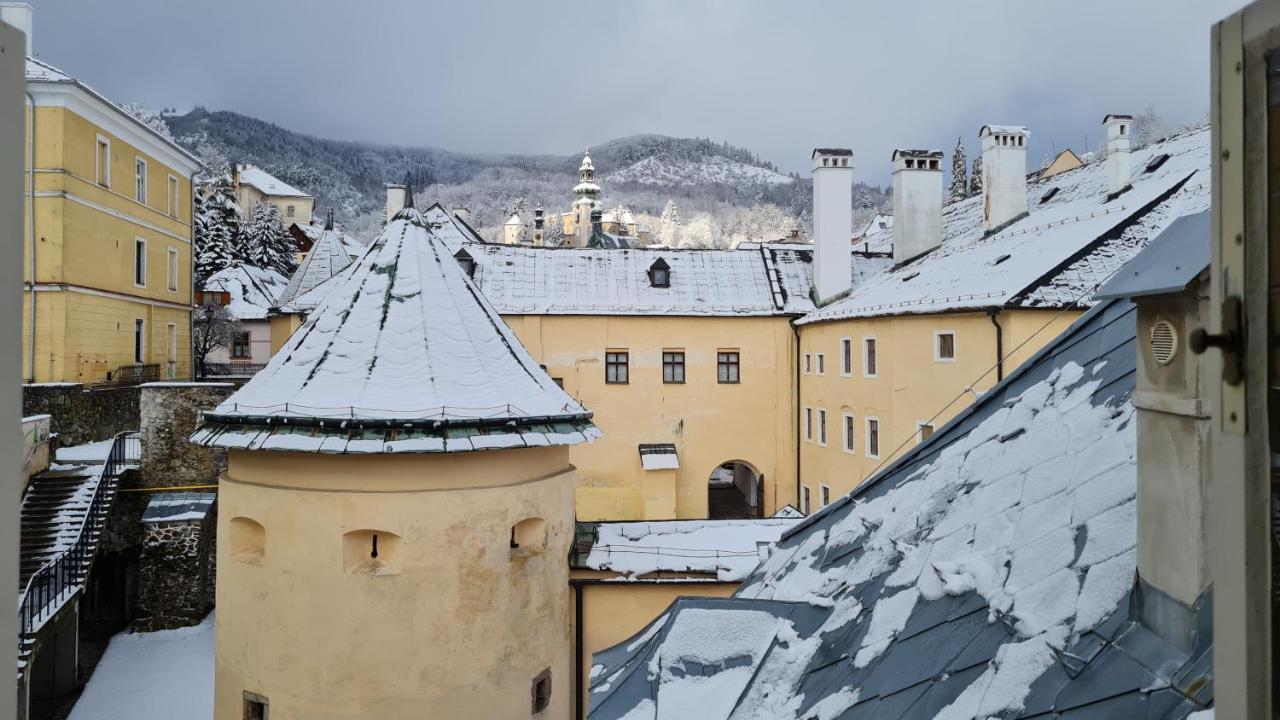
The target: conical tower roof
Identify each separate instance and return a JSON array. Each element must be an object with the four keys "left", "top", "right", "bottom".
[
  {"left": 274, "top": 210, "right": 352, "bottom": 309},
  {"left": 192, "top": 205, "right": 599, "bottom": 454}
]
